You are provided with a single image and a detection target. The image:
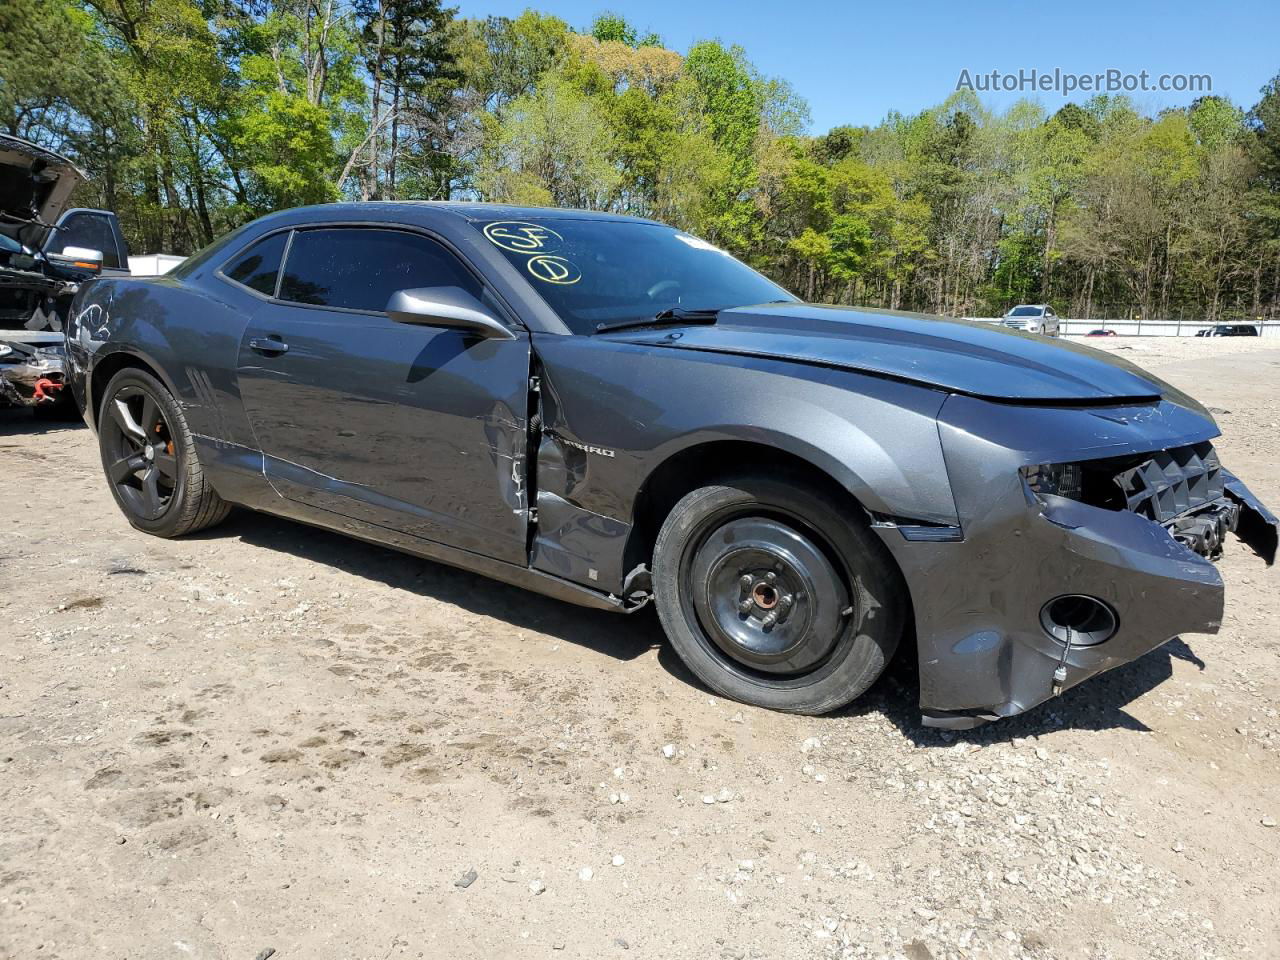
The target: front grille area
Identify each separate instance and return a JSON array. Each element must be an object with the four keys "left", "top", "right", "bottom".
[
  {"left": 1028, "top": 440, "right": 1227, "bottom": 523},
  {"left": 1114, "top": 441, "right": 1223, "bottom": 524},
  {"left": 1027, "top": 441, "right": 1237, "bottom": 559}
]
